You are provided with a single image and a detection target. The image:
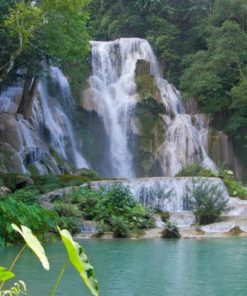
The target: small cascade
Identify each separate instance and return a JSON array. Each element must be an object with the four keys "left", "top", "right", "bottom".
[
  {"left": 0, "top": 67, "right": 88, "bottom": 175},
  {"left": 50, "top": 67, "right": 75, "bottom": 112},
  {"left": 38, "top": 69, "right": 88, "bottom": 169},
  {"left": 89, "top": 177, "right": 229, "bottom": 212},
  {"left": 84, "top": 38, "right": 217, "bottom": 177},
  {"left": 0, "top": 87, "right": 23, "bottom": 113}
]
